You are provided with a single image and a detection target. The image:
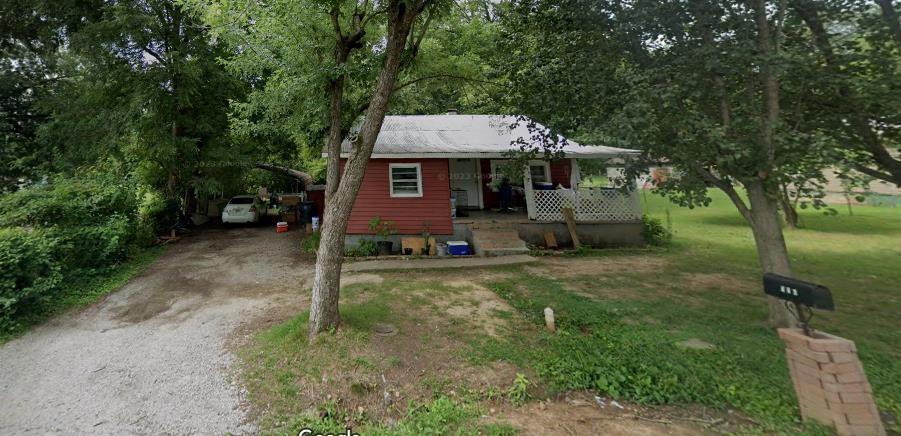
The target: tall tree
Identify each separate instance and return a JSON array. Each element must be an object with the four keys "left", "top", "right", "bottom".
[
  {"left": 197, "top": 0, "right": 448, "bottom": 339},
  {"left": 36, "top": 0, "right": 243, "bottom": 209},
  {"left": 0, "top": 0, "right": 103, "bottom": 190},
  {"left": 499, "top": 0, "right": 858, "bottom": 327}
]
